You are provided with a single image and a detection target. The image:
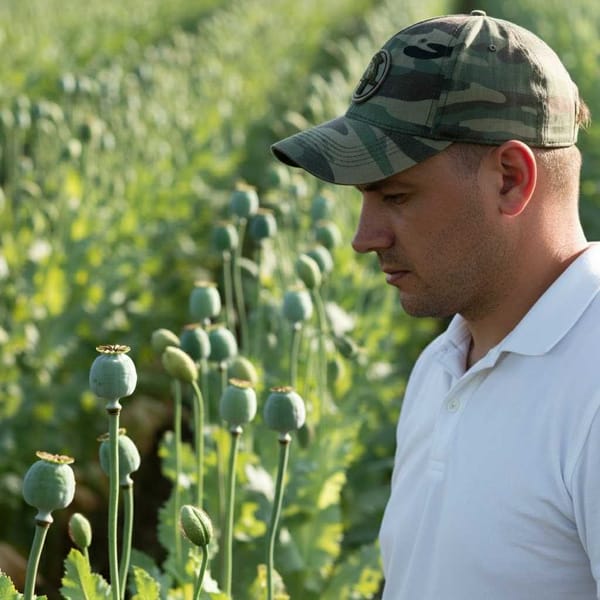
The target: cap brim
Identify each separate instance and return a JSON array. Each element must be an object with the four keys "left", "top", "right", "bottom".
[{"left": 271, "top": 114, "right": 452, "bottom": 185}]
